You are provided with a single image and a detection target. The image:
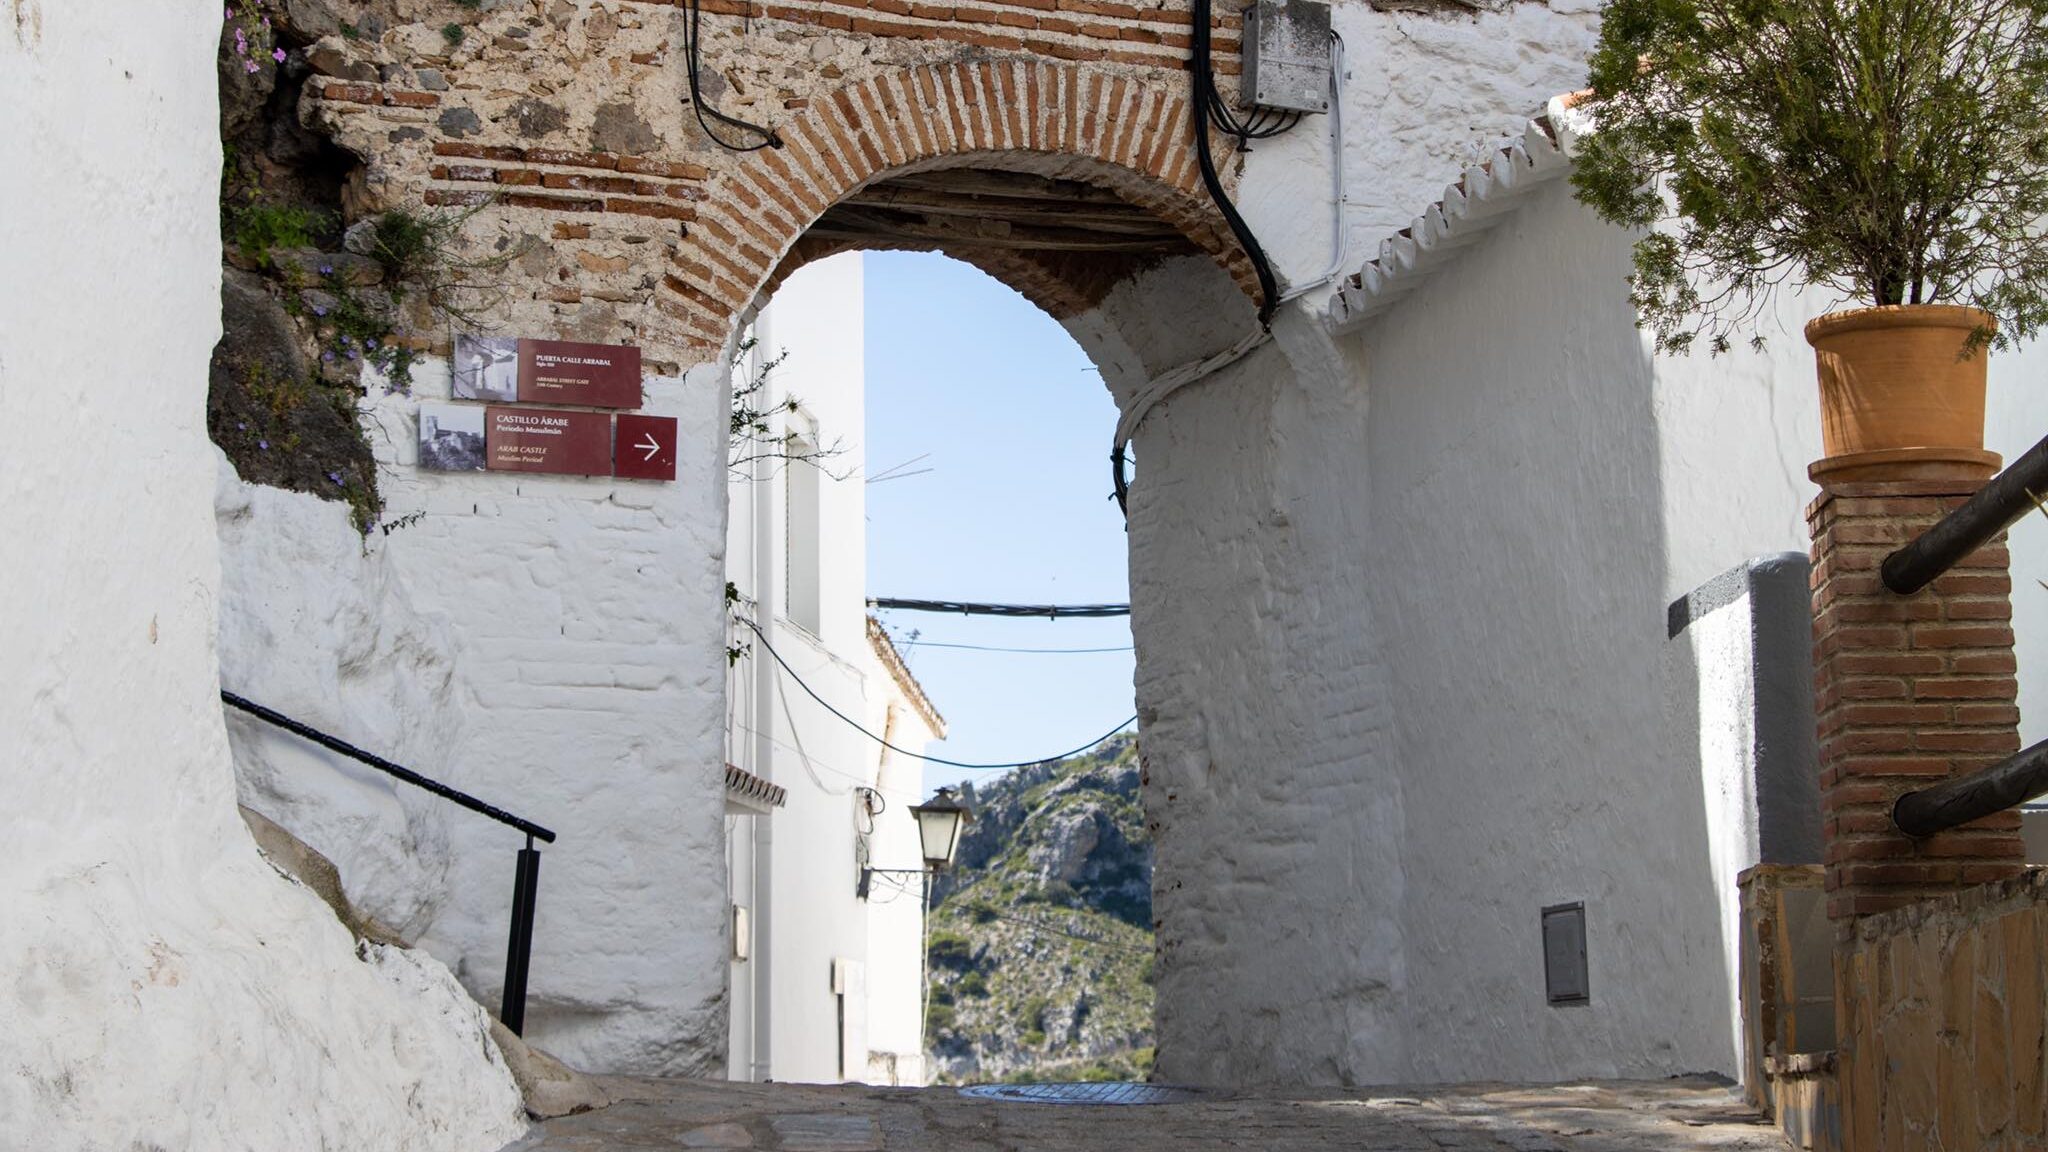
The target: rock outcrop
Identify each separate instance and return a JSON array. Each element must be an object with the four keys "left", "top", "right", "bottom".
[{"left": 926, "top": 733, "right": 1155, "bottom": 1083}]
